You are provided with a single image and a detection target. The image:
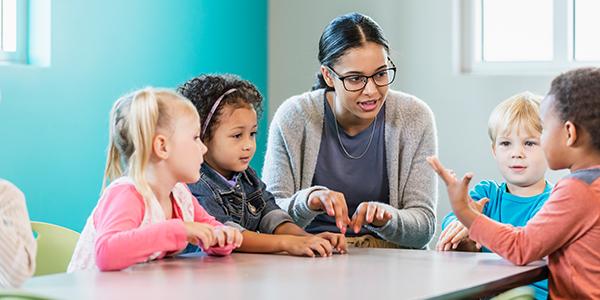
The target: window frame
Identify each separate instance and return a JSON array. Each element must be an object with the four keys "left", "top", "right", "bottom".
[
  {"left": 0, "top": 0, "right": 28, "bottom": 64},
  {"left": 459, "top": 0, "right": 600, "bottom": 75}
]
